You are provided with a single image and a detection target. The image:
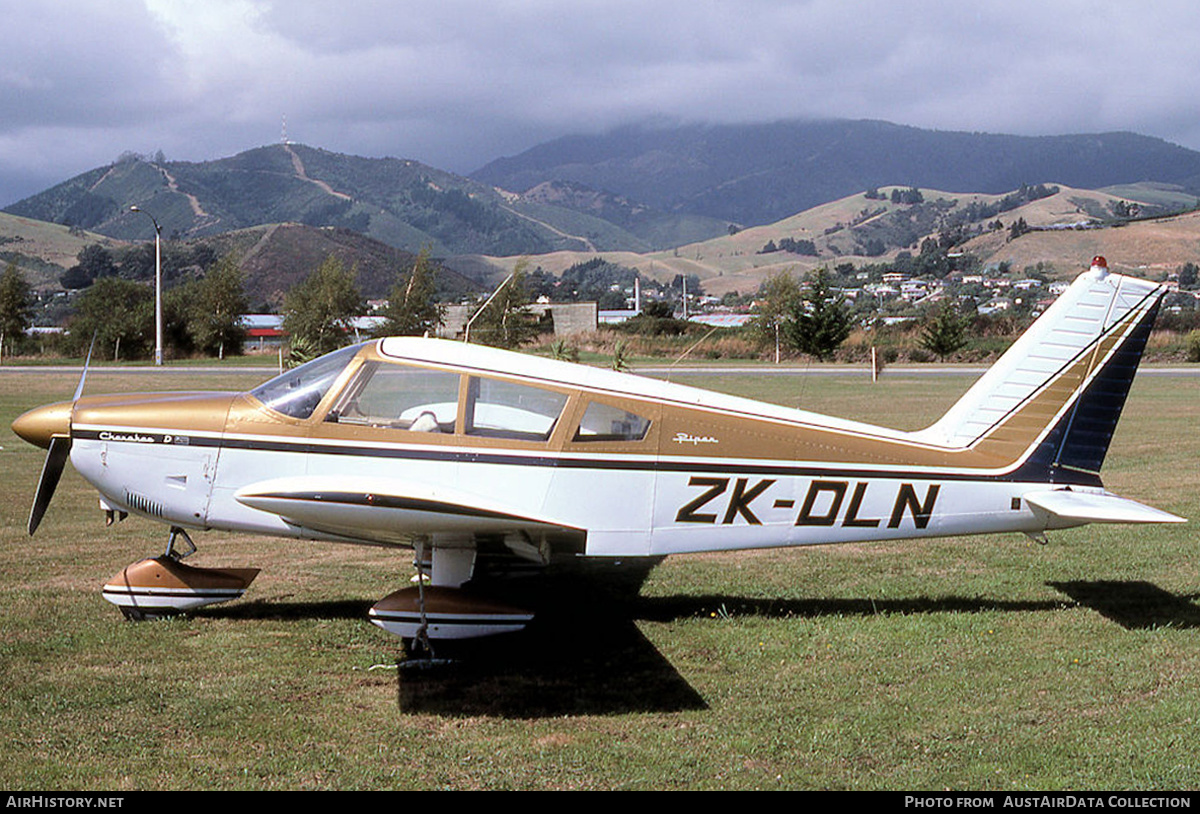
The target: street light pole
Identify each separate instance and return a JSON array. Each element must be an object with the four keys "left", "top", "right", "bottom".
[{"left": 129, "top": 206, "right": 163, "bottom": 365}]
